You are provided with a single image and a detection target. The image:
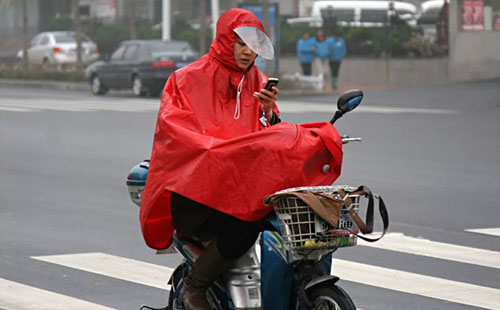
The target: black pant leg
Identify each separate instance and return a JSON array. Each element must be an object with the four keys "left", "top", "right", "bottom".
[
  {"left": 197, "top": 210, "right": 262, "bottom": 260},
  {"left": 329, "top": 61, "right": 341, "bottom": 77},
  {"left": 172, "top": 192, "right": 264, "bottom": 260},
  {"left": 302, "top": 62, "right": 312, "bottom": 76},
  {"left": 171, "top": 192, "right": 214, "bottom": 237}
]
